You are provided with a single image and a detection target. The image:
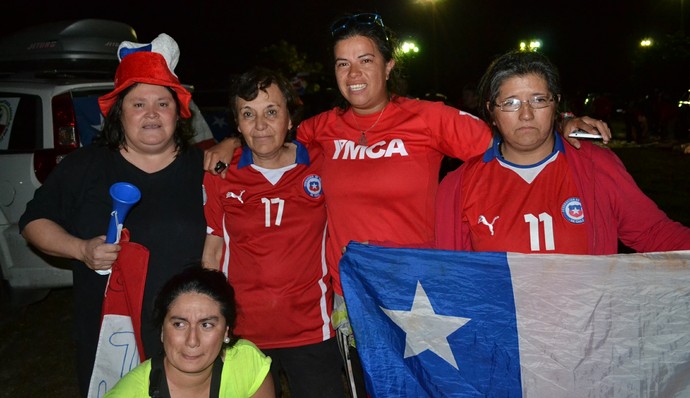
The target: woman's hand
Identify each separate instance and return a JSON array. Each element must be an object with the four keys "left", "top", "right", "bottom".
[
  {"left": 342, "top": 241, "right": 369, "bottom": 254},
  {"left": 80, "top": 236, "right": 121, "bottom": 271},
  {"left": 203, "top": 137, "right": 241, "bottom": 178},
  {"left": 561, "top": 116, "right": 612, "bottom": 148}
]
